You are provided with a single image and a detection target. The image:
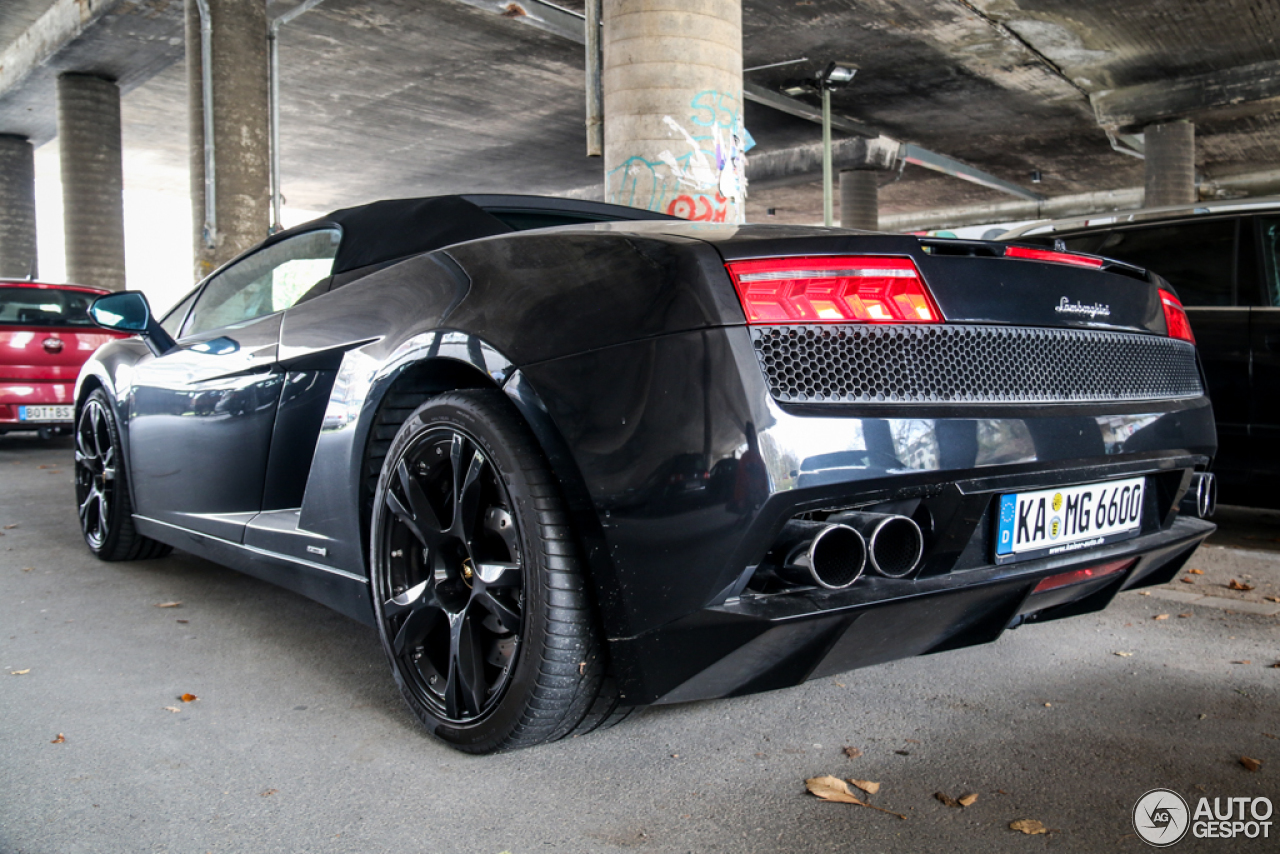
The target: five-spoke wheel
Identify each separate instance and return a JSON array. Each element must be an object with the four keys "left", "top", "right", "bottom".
[
  {"left": 75, "top": 395, "right": 117, "bottom": 550},
  {"left": 73, "top": 388, "right": 171, "bottom": 561},
  {"left": 370, "top": 390, "right": 612, "bottom": 752},
  {"left": 379, "top": 427, "right": 525, "bottom": 722}
]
